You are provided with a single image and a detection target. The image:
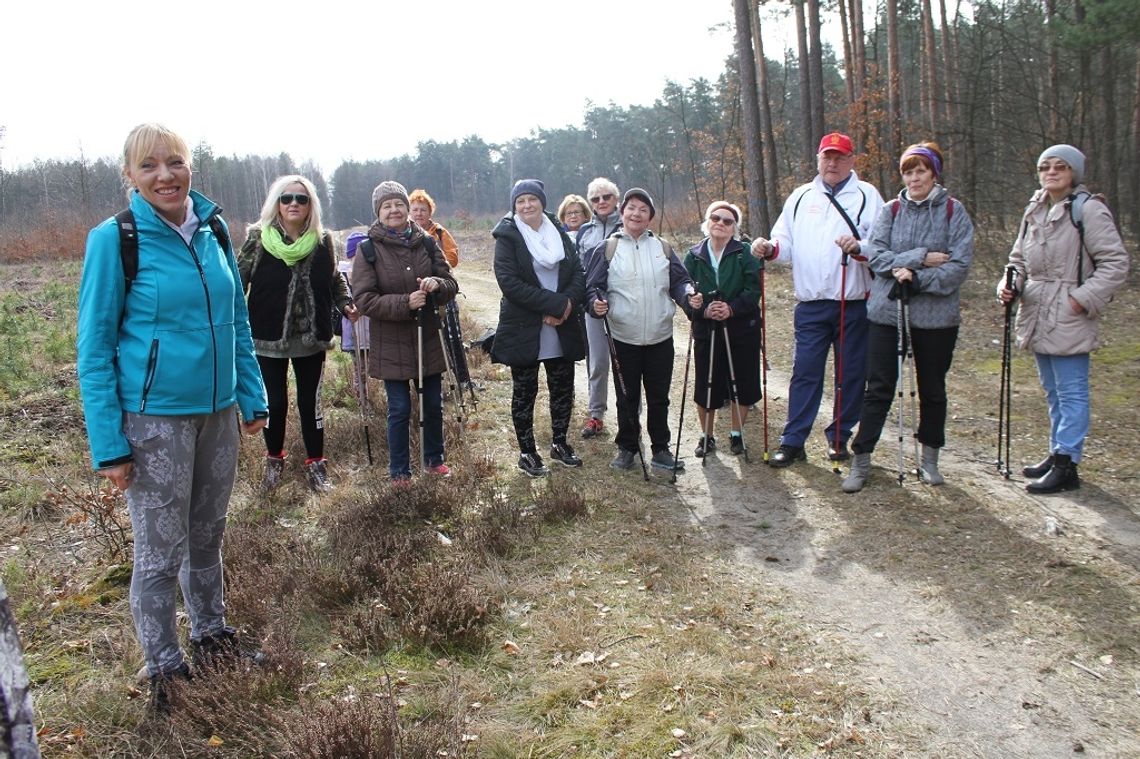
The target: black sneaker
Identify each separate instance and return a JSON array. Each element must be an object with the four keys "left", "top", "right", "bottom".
[
  {"left": 729, "top": 435, "right": 745, "bottom": 455},
  {"left": 827, "top": 443, "right": 850, "bottom": 462},
  {"left": 769, "top": 444, "right": 806, "bottom": 468},
  {"left": 148, "top": 662, "right": 191, "bottom": 716},
  {"left": 695, "top": 436, "right": 716, "bottom": 458},
  {"left": 610, "top": 449, "right": 637, "bottom": 470},
  {"left": 651, "top": 449, "right": 684, "bottom": 471},
  {"left": 518, "top": 452, "right": 551, "bottom": 477},
  {"left": 190, "top": 627, "right": 267, "bottom": 672},
  {"left": 550, "top": 442, "right": 583, "bottom": 467}
]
